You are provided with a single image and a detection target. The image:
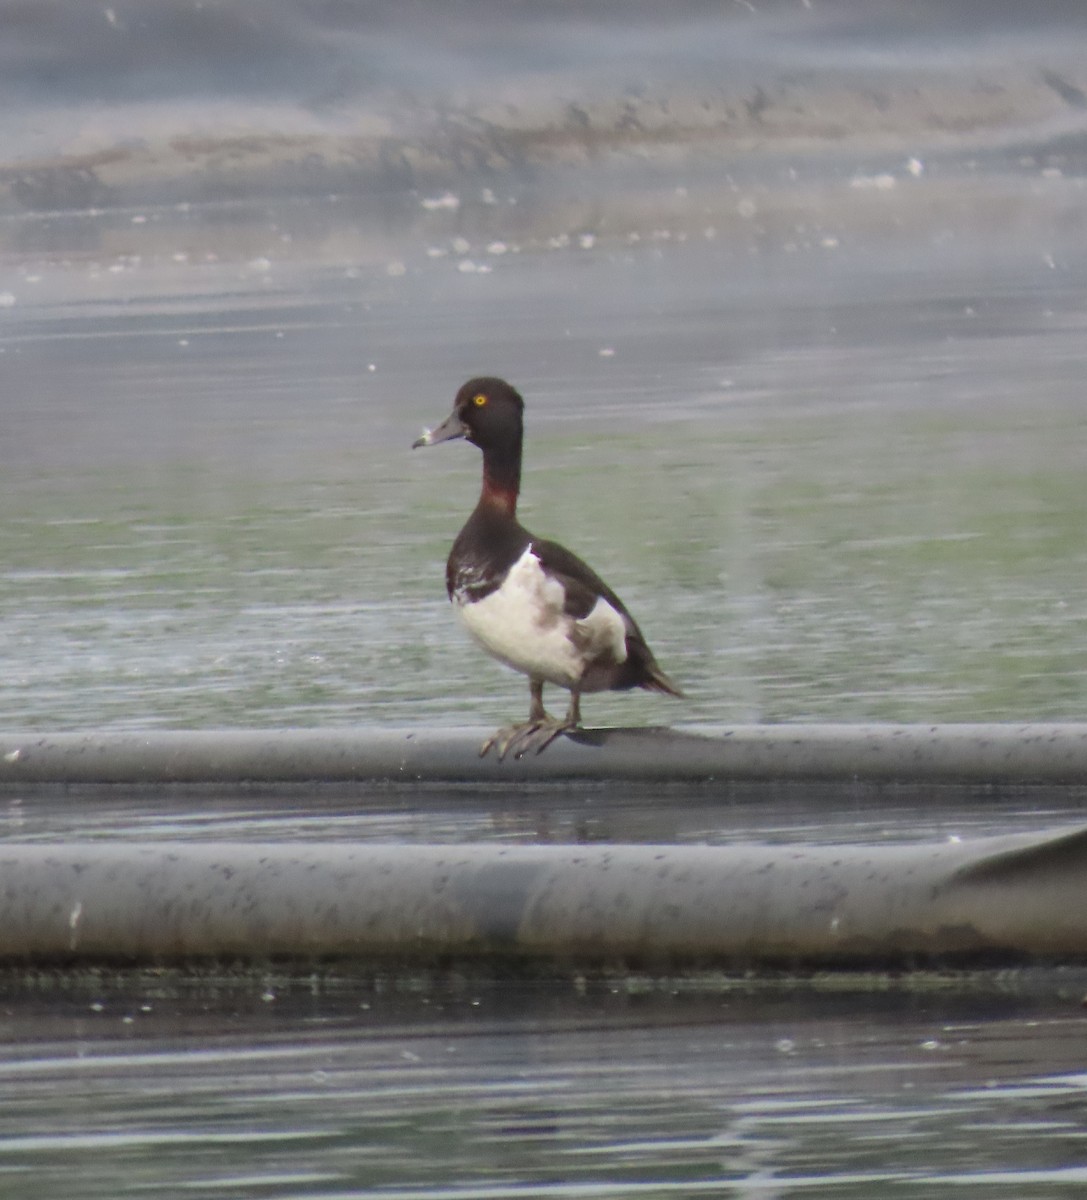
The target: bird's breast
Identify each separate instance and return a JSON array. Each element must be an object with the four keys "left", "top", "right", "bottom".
[{"left": 453, "top": 545, "right": 627, "bottom": 690}]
